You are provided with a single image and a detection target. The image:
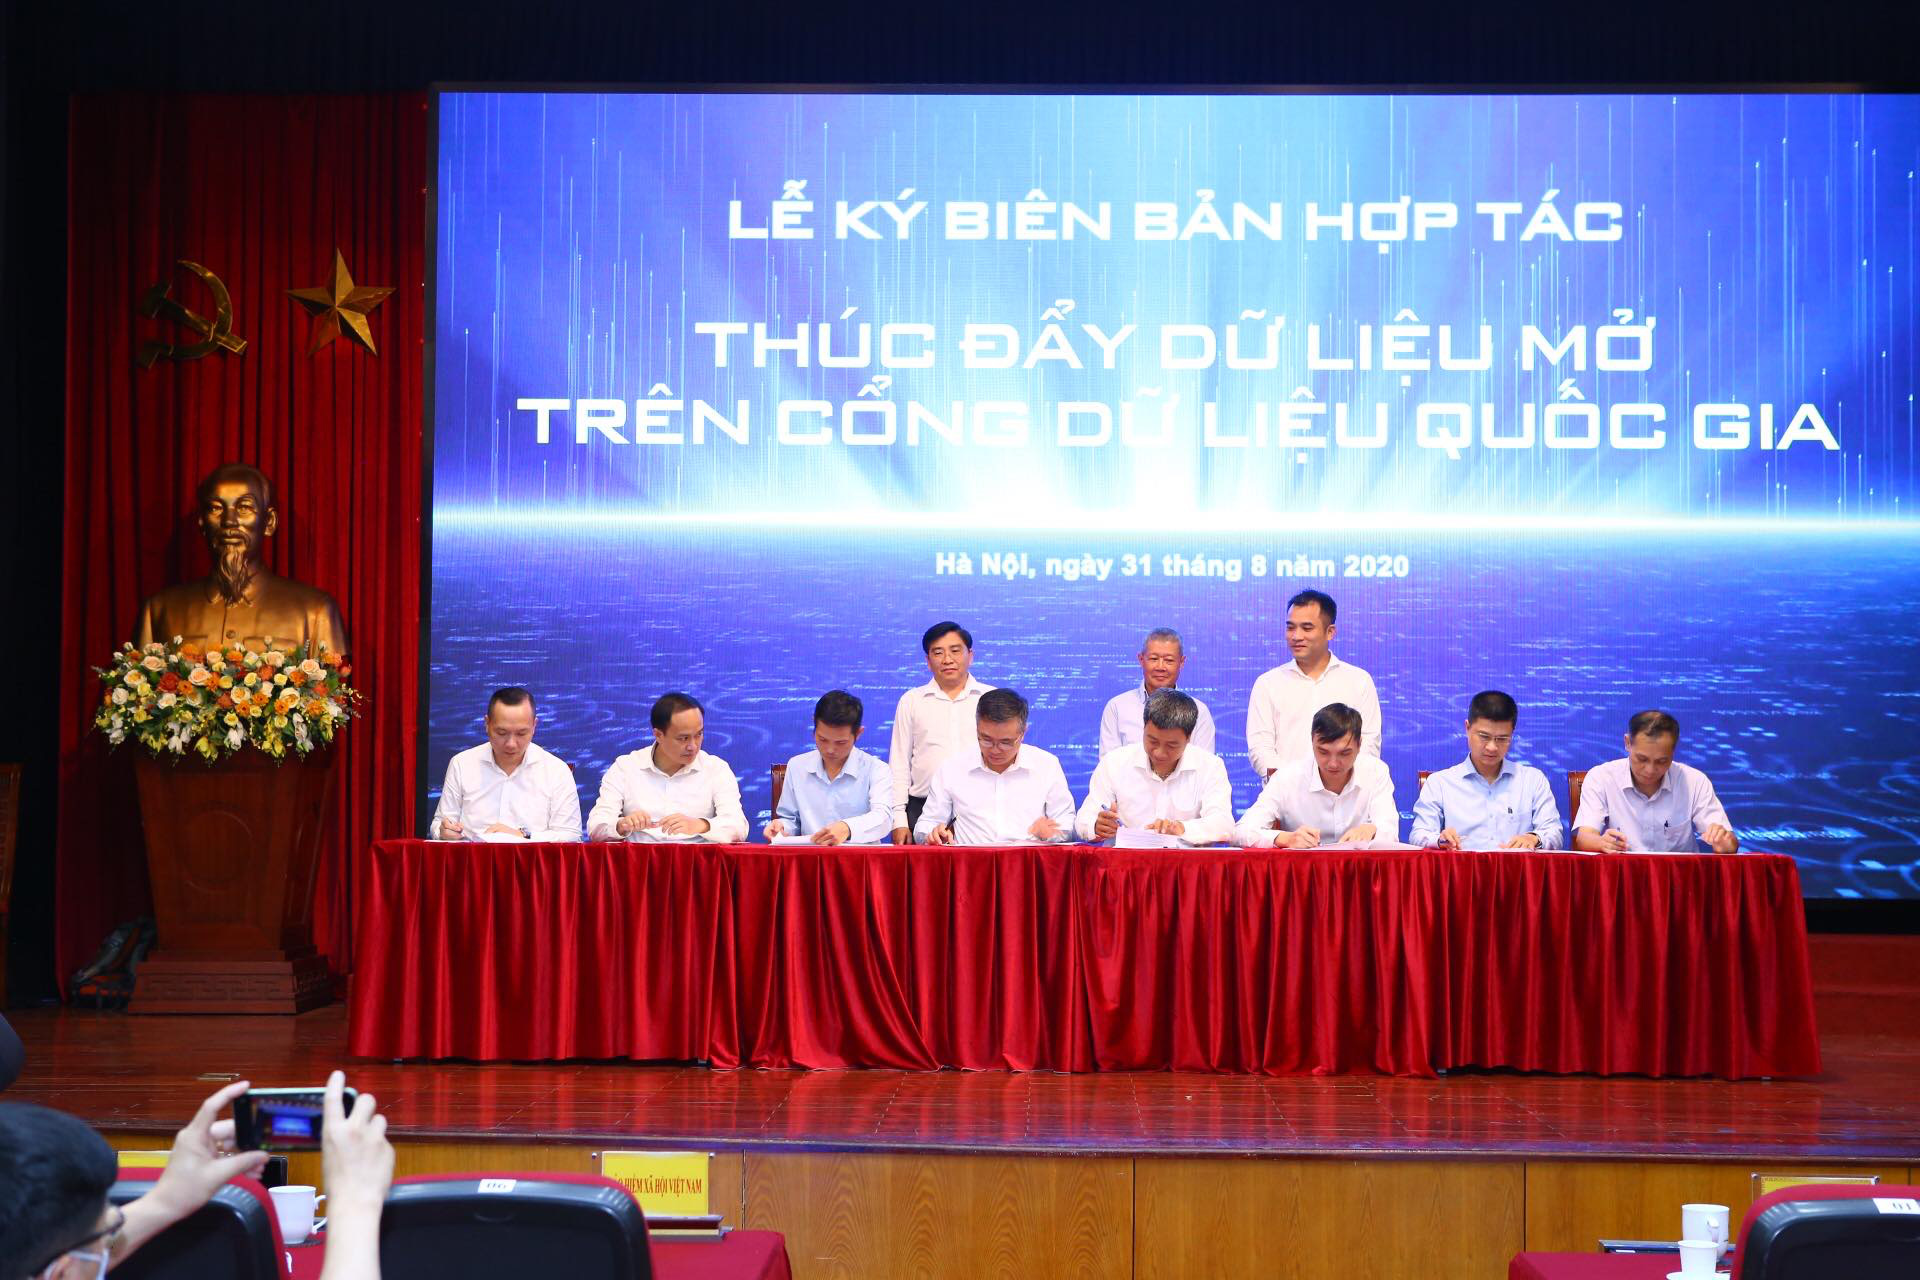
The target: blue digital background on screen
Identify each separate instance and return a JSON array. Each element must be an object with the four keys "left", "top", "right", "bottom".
[{"left": 429, "top": 91, "right": 1920, "bottom": 898}]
